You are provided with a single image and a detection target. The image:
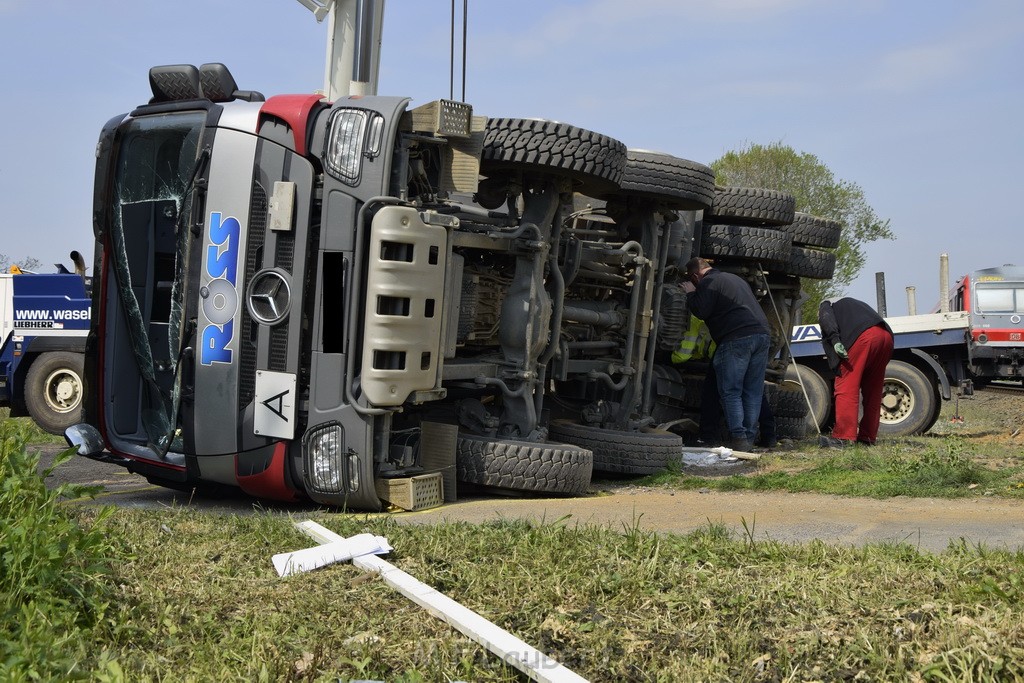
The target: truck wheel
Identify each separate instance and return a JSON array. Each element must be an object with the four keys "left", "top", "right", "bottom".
[
  {"left": 771, "top": 384, "right": 811, "bottom": 419},
  {"left": 706, "top": 186, "right": 796, "bottom": 226},
  {"left": 786, "top": 212, "right": 842, "bottom": 249},
  {"left": 24, "top": 352, "right": 85, "bottom": 436},
  {"left": 456, "top": 434, "right": 593, "bottom": 495},
  {"left": 878, "top": 360, "right": 936, "bottom": 436},
  {"left": 786, "top": 245, "right": 837, "bottom": 279},
  {"left": 699, "top": 224, "right": 792, "bottom": 267},
  {"left": 775, "top": 416, "right": 808, "bottom": 440},
  {"left": 482, "top": 118, "right": 626, "bottom": 193},
  {"left": 547, "top": 420, "right": 681, "bottom": 475},
  {"left": 784, "top": 364, "right": 831, "bottom": 433},
  {"left": 609, "top": 150, "right": 715, "bottom": 210}
]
